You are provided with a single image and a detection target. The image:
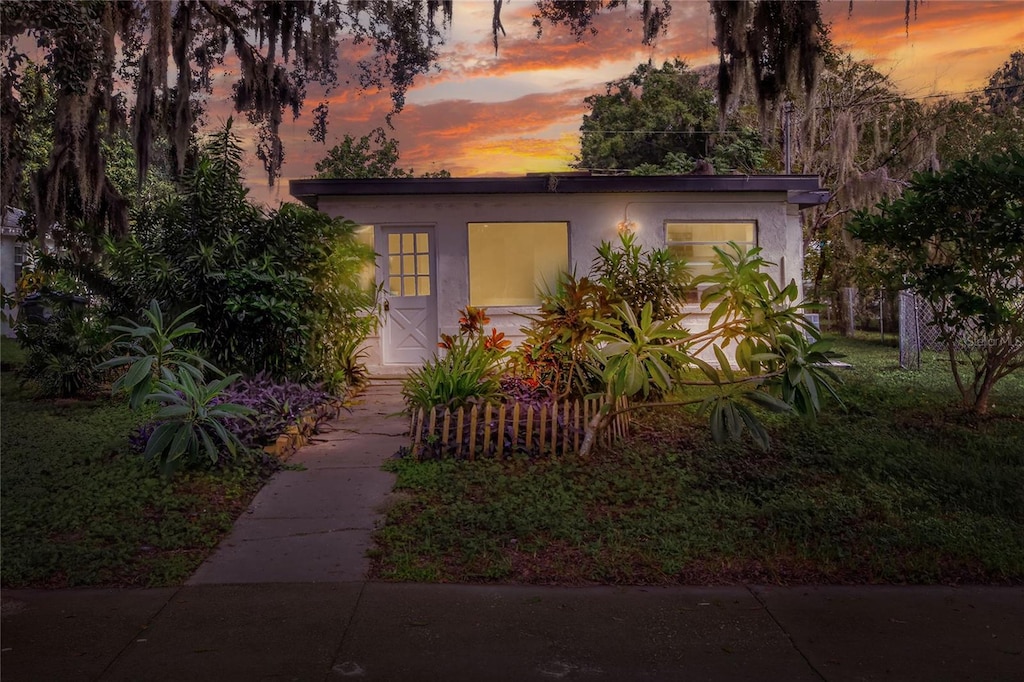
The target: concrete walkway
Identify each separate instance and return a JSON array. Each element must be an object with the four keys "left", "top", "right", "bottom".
[
  {"left": 188, "top": 381, "right": 406, "bottom": 584},
  {"left": 3, "top": 381, "right": 1023, "bottom": 681}
]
